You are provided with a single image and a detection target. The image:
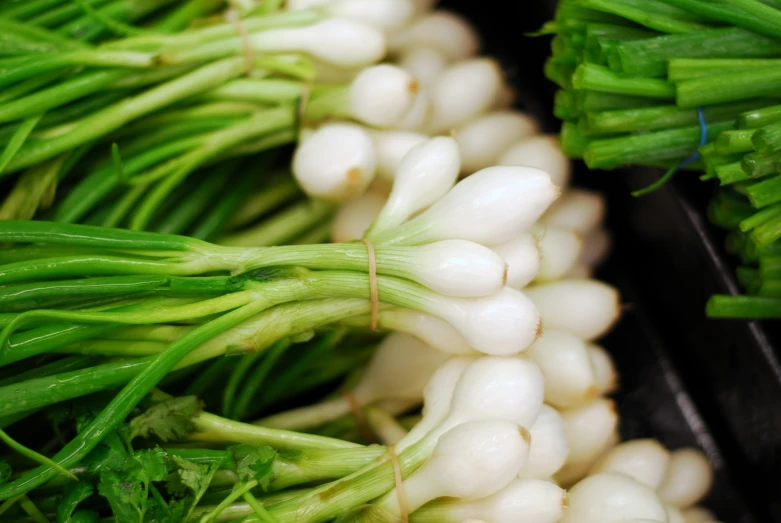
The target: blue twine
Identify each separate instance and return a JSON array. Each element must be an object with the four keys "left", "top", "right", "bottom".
[{"left": 632, "top": 107, "right": 707, "bottom": 197}]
